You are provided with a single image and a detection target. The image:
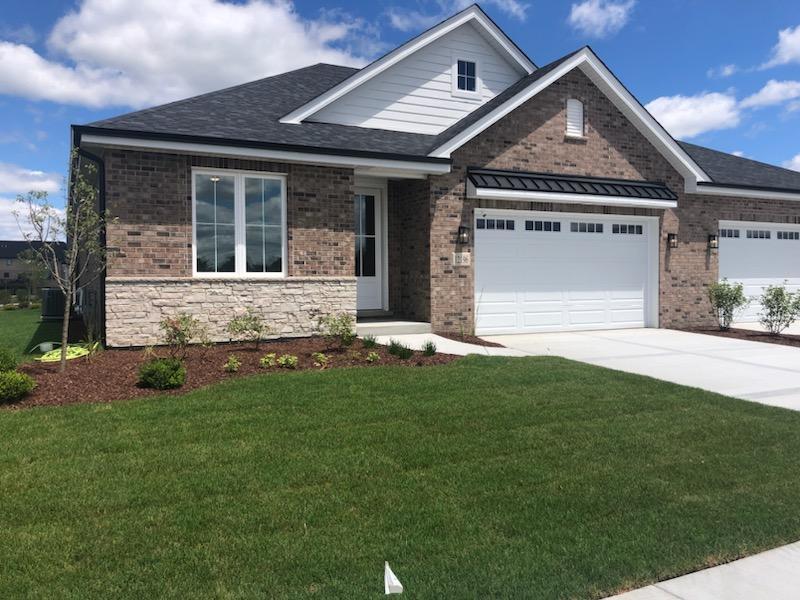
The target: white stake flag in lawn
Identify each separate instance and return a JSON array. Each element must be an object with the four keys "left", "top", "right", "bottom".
[{"left": 384, "top": 561, "right": 403, "bottom": 594}]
